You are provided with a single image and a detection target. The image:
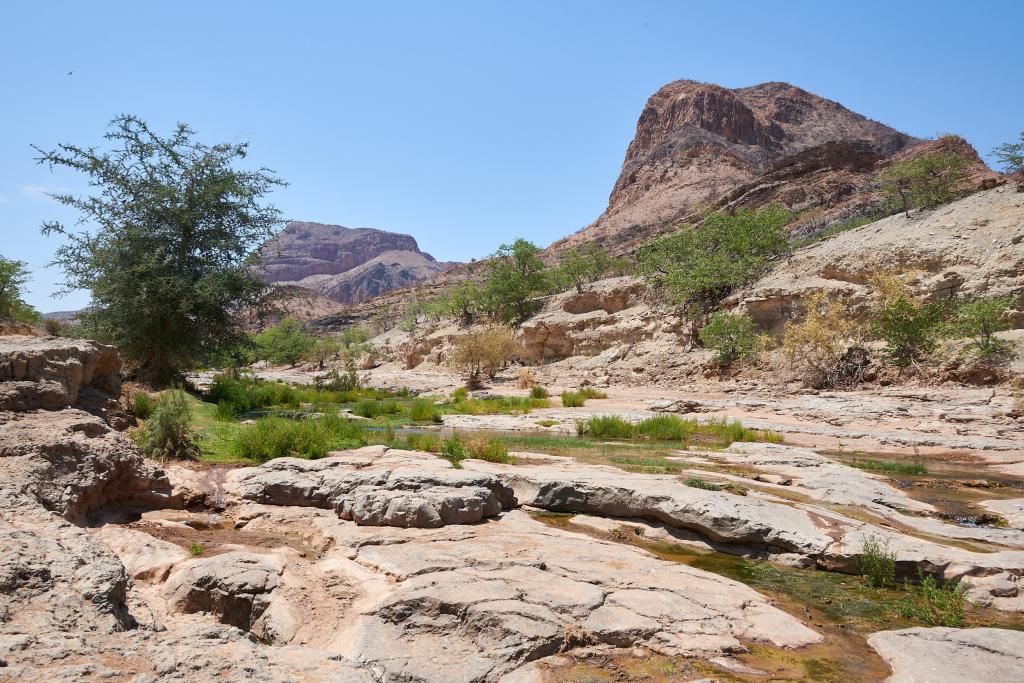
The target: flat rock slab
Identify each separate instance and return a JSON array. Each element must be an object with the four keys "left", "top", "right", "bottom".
[
  {"left": 867, "top": 627, "right": 1024, "bottom": 682},
  {"left": 233, "top": 446, "right": 516, "bottom": 527}
]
